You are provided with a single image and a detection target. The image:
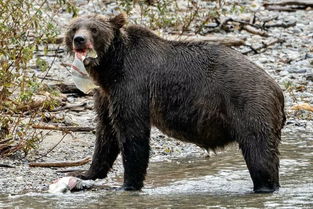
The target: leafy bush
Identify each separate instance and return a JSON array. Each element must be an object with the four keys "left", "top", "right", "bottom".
[
  {"left": 116, "top": 0, "right": 249, "bottom": 34},
  {"left": 117, "top": 0, "right": 222, "bottom": 33},
  {"left": 0, "top": 0, "right": 76, "bottom": 157}
]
